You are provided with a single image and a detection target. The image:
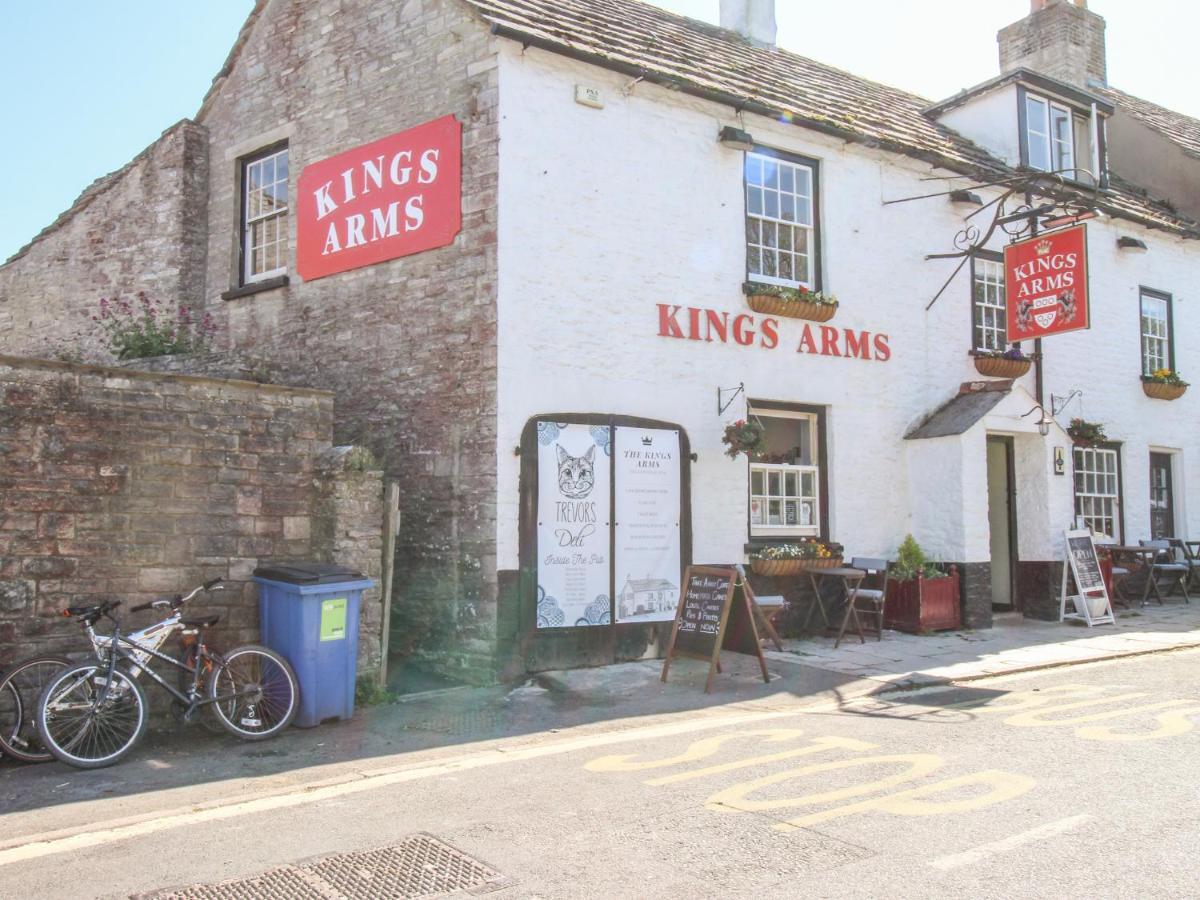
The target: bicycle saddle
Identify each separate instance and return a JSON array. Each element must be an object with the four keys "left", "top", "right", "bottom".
[
  {"left": 181, "top": 614, "right": 221, "bottom": 628},
  {"left": 63, "top": 600, "right": 120, "bottom": 621}
]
